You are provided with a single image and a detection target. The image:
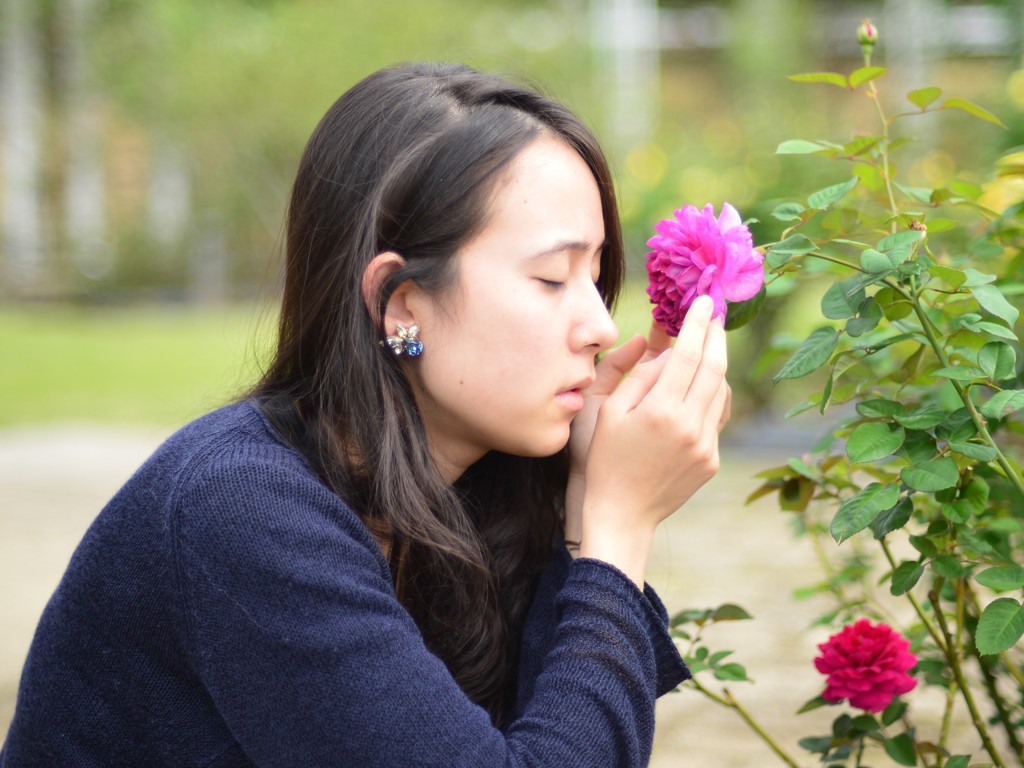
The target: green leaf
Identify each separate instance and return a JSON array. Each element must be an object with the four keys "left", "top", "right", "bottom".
[
  {"left": 873, "top": 497, "right": 914, "bottom": 538},
  {"left": 860, "top": 247, "right": 903, "bottom": 273},
  {"left": 932, "top": 365, "right": 985, "bottom": 382},
  {"left": 857, "top": 399, "right": 906, "bottom": 419},
  {"left": 708, "top": 650, "right": 734, "bottom": 665},
  {"left": 909, "top": 534, "right": 938, "bottom": 558},
  {"left": 846, "top": 298, "right": 882, "bottom": 337},
  {"left": 941, "top": 503, "right": 969, "bottom": 524},
  {"left": 977, "top": 342, "right": 1016, "bottom": 381},
  {"left": 898, "top": 430, "right": 938, "bottom": 465},
  {"left": 948, "top": 440, "right": 998, "bottom": 462},
  {"left": 900, "top": 457, "right": 959, "bottom": 492},
  {"left": 954, "top": 477, "right": 990, "bottom": 518},
  {"left": 975, "top": 565, "right": 1024, "bottom": 591},
  {"left": 907, "top": 86, "right": 942, "bottom": 110},
  {"left": 773, "top": 327, "right": 840, "bottom": 384},
  {"left": 927, "top": 264, "right": 966, "bottom": 291},
  {"left": 980, "top": 389, "right": 1024, "bottom": 419},
  {"left": 843, "top": 135, "right": 882, "bottom": 157},
  {"left": 713, "top": 663, "right": 748, "bottom": 681},
  {"left": 882, "top": 701, "right": 908, "bottom": 726},
  {"left": 970, "top": 284, "right": 1020, "bottom": 327},
  {"left": 878, "top": 229, "right": 925, "bottom": 254},
  {"left": 711, "top": 603, "right": 753, "bottom": 621},
  {"left": 961, "top": 317, "right": 1019, "bottom": 342},
  {"left": 931, "top": 555, "right": 965, "bottom": 579},
  {"left": 894, "top": 405, "right": 948, "bottom": 430},
  {"left": 891, "top": 561, "right": 925, "bottom": 595},
  {"left": 847, "top": 422, "right": 906, "bottom": 462},
  {"left": 962, "top": 268, "right": 997, "bottom": 286},
  {"left": 849, "top": 66, "right": 887, "bottom": 88},
  {"left": 883, "top": 732, "right": 918, "bottom": 766},
  {"left": 769, "top": 234, "right": 817, "bottom": 255},
  {"left": 807, "top": 177, "right": 858, "bottom": 209},
  {"left": 788, "top": 71, "right": 849, "bottom": 88},
  {"left": 796, "top": 694, "right": 828, "bottom": 714},
  {"left": 831, "top": 483, "right": 901, "bottom": 542},
  {"left": 850, "top": 714, "right": 880, "bottom": 733},
  {"left": 894, "top": 183, "right": 934, "bottom": 203},
  {"left": 821, "top": 281, "right": 864, "bottom": 319},
  {"left": 943, "top": 97, "right": 1007, "bottom": 128},
  {"left": 771, "top": 202, "right": 806, "bottom": 221},
  {"left": 944, "top": 757, "right": 969, "bottom": 768},
  {"left": 798, "top": 736, "right": 835, "bottom": 754},
  {"left": 976, "top": 598, "right": 1024, "bottom": 655},
  {"left": 776, "top": 139, "right": 830, "bottom": 155},
  {"left": 725, "top": 285, "right": 765, "bottom": 331}
]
